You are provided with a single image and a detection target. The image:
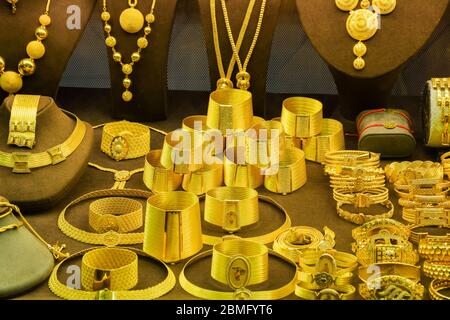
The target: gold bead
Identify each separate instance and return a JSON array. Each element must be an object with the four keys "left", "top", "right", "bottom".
[
  {"left": 18, "top": 58, "right": 36, "bottom": 76},
  {"left": 137, "top": 37, "right": 148, "bottom": 49},
  {"left": 26, "top": 41, "right": 46, "bottom": 60},
  {"left": 101, "top": 11, "right": 111, "bottom": 22},
  {"left": 119, "top": 7, "right": 145, "bottom": 34},
  {"left": 105, "top": 36, "right": 117, "bottom": 47},
  {"left": 353, "top": 41, "right": 367, "bottom": 57},
  {"left": 112, "top": 52, "right": 122, "bottom": 62},
  {"left": 122, "top": 90, "right": 133, "bottom": 102},
  {"left": 39, "top": 14, "right": 51, "bottom": 26},
  {"left": 104, "top": 24, "right": 112, "bottom": 33},
  {"left": 144, "top": 26, "right": 152, "bottom": 35},
  {"left": 145, "top": 13, "right": 155, "bottom": 24},
  {"left": 122, "top": 64, "right": 133, "bottom": 75},
  {"left": 131, "top": 52, "right": 141, "bottom": 62},
  {"left": 0, "top": 71, "right": 23, "bottom": 94},
  {"left": 353, "top": 57, "right": 366, "bottom": 70},
  {"left": 123, "top": 78, "right": 132, "bottom": 89},
  {"left": 0, "top": 56, "right": 5, "bottom": 72},
  {"left": 35, "top": 26, "right": 48, "bottom": 40}
]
